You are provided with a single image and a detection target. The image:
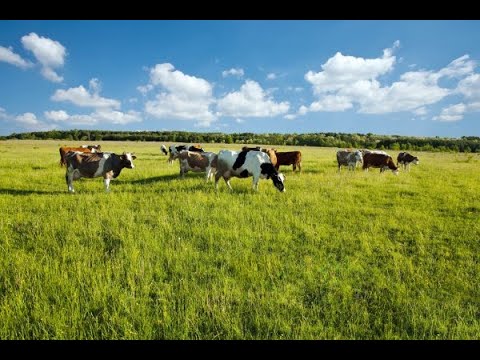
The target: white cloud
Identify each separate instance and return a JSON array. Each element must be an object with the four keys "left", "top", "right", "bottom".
[
  {"left": 144, "top": 63, "right": 216, "bottom": 126},
  {"left": 301, "top": 42, "right": 475, "bottom": 117},
  {"left": 309, "top": 95, "right": 353, "bottom": 112},
  {"left": 0, "top": 45, "right": 32, "bottom": 69},
  {"left": 137, "top": 84, "right": 153, "bottom": 95},
  {"left": 44, "top": 110, "right": 69, "bottom": 121},
  {"left": 16, "top": 112, "right": 39, "bottom": 125},
  {"left": 217, "top": 80, "right": 289, "bottom": 117},
  {"left": 51, "top": 83, "right": 120, "bottom": 109},
  {"left": 433, "top": 103, "right": 467, "bottom": 122},
  {"left": 456, "top": 73, "right": 480, "bottom": 99},
  {"left": 44, "top": 109, "right": 142, "bottom": 126},
  {"left": 284, "top": 114, "right": 297, "bottom": 120},
  {"left": 21, "top": 32, "right": 66, "bottom": 83},
  {"left": 413, "top": 107, "right": 427, "bottom": 116},
  {"left": 235, "top": 118, "right": 244, "bottom": 123},
  {"left": 222, "top": 68, "right": 244, "bottom": 78},
  {"left": 267, "top": 73, "right": 277, "bottom": 80}
]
